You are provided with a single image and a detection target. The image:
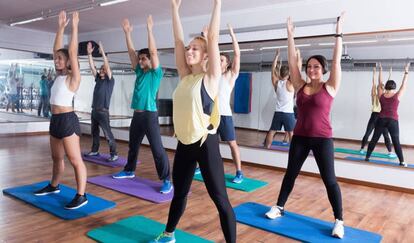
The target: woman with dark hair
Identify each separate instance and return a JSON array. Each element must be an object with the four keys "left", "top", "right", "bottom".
[
  {"left": 34, "top": 11, "right": 88, "bottom": 210},
  {"left": 365, "top": 63, "right": 409, "bottom": 167},
  {"left": 266, "top": 13, "right": 346, "bottom": 239},
  {"left": 150, "top": 0, "right": 236, "bottom": 242},
  {"left": 359, "top": 66, "right": 393, "bottom": 157}
]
